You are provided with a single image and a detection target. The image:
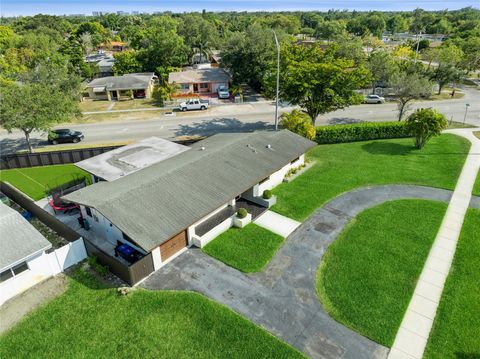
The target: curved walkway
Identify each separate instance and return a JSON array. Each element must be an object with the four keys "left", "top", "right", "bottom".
[{"left": 142, "top": 185, "right": 479, "bottom": 359}]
